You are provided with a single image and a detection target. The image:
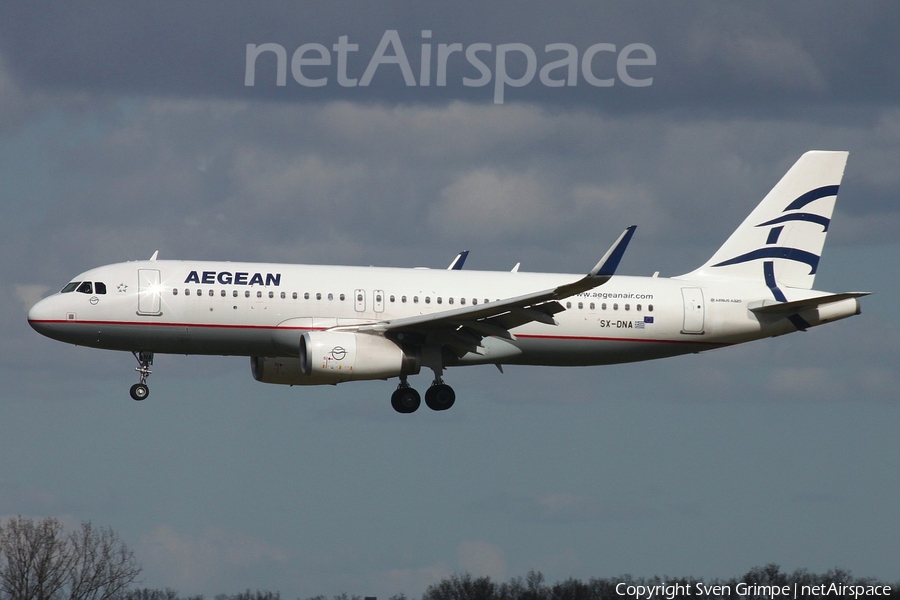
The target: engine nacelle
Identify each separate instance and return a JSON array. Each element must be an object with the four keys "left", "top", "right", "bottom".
[
  {"left": 251, "top": 356, "right": 339, "bottom": 386},
  {"left": 251, "top": 331, "right": 419, "bottom": 385},
  {"left": 301, "top": 331, "right": 419, "bottom": 381}
]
